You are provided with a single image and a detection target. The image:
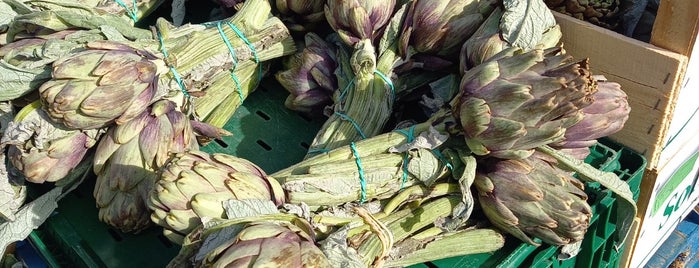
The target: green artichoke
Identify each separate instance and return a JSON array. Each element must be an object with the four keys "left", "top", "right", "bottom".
[
  {"left": 38, "top": 41, "right": 164, "bottom": 130},
  {"left": 275, "top": 32, "right": 339, "bottom": 115},
  {"left": 551, "top": 80, "right": 630, "bottom": 159},
  {"left": 275, "top": 0, "right": 327, "bottom": 32},
  {"left": 452, "top": 47, "right": 596, "bottom": 159},
  {"left": 2, "top": 101, "right": 101, "bottom": 183},
  {"left": 93, "top": 99, "right": 197, "bottom": 233},
  {"left": 149, "top": 150, "right": 285, "bottom": 243},
  {"left": 545, "top": 0, "right": 621, "bottom": 30},
  {"left": 324, "top": 0, "right": 396, "bottom": 46},
  {"left": 179, "top": 218, "right": 331, "bottom": 268},
  {"left": 474, "top": 152, "right": 592, "bottom": 245},
  {"left": 459, "top": 7, "right": 562, "bottom": 72}
]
